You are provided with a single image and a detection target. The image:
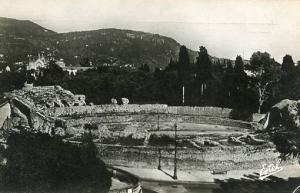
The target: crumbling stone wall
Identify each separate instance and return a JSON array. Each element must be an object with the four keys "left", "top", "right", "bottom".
[
  {"left": 48, "top": 104, "right": 233, "bottom": 118},
  {"left": 2, "top": 97, "right": 66, "bottom": 136},
  {"left": 4, "top": 85, "right": 274, "bottom": 172},
  {"left": 97, "top": 144, "right": 296, "bottom": 171},
  {"left": 5, "top": 85, "right": 87, "bottom": 112},
  {"left": 48, "top": 104, "right": 168, "bottom": 117},
  {"left": 63, "top": 114, "right": 252, "bottom": 134}
]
